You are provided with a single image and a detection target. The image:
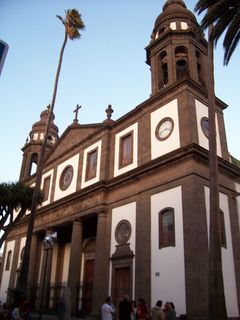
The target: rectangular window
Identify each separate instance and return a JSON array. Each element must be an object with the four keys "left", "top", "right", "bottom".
[
  {"left": 159, "top": 208, "right": 175, "bottom": 248},
  {"left": 119, "top": 132, "right": 133, "bottom": 168},
  {"left": 42, "top": 176, "right": 51, "bottom": 201},
  {"left": 86, "top": 149, "right": 98, "bottom": 181}
]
